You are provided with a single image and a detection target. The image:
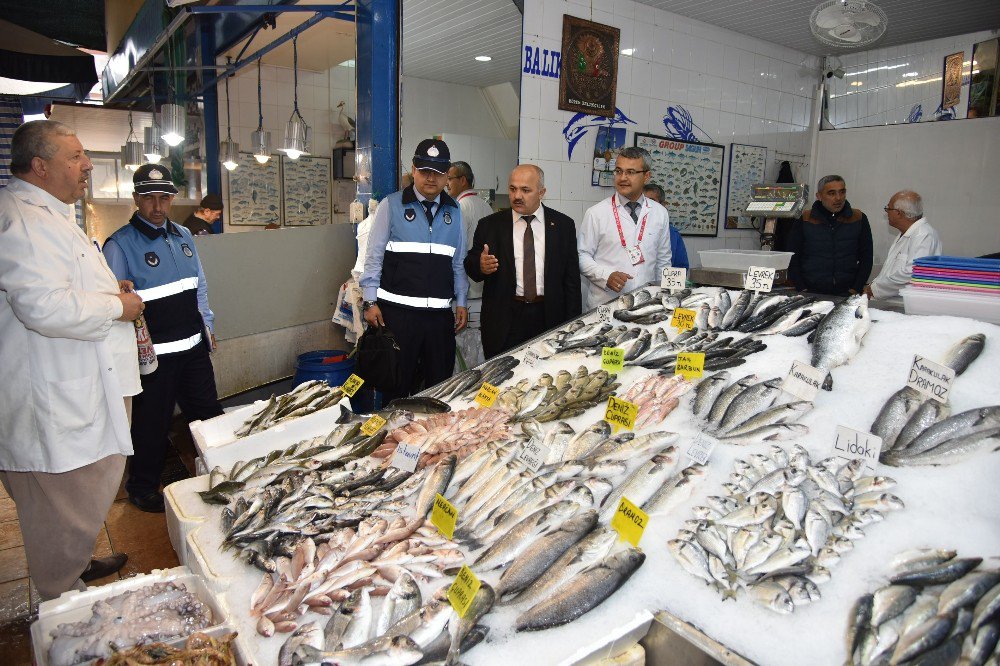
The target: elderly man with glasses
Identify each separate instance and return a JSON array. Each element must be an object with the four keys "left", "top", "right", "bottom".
[
  {"left": 864, "top": 190, "right": 942, "bottom": 301},
  {"left": 578, "top": 146, "right": 672, "bottom": 309}
]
